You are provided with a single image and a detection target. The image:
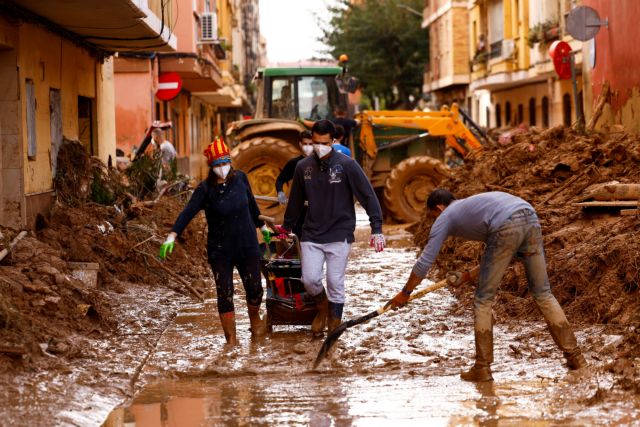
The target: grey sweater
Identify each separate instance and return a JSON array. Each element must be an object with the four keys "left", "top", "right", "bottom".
[
  {"left": 412, "top": 192, "right": 534, "bottom": 277},
  {"left": 284, "top": 150, "right": 383, "bottom": 243}
]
